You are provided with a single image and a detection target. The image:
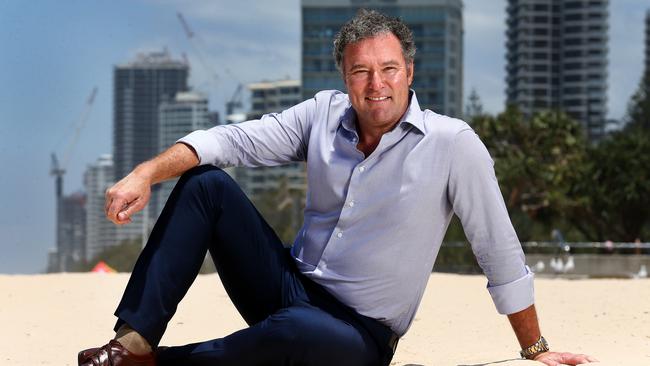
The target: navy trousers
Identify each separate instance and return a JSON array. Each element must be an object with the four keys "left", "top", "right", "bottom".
[{"left": 113, "top": 166, "right": 396, "bottom": 366}]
